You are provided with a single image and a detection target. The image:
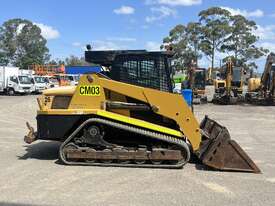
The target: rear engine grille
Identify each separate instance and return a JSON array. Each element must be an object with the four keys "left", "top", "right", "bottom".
[{"left": 51, "top": 96, "right": 72, "bottom": 109}]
